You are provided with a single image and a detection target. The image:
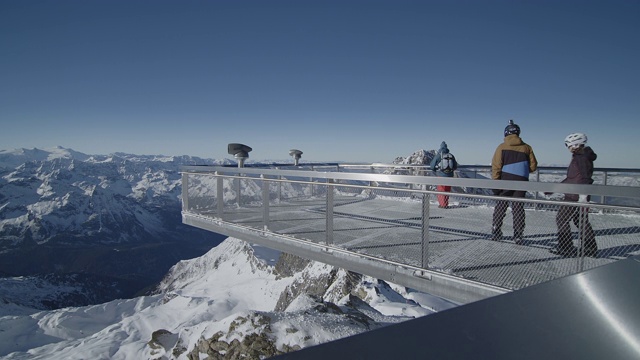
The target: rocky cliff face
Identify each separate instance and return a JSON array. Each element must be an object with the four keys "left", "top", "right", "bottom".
[{"left": 149, "top": 238, "right": 423, "bottom": 359}]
